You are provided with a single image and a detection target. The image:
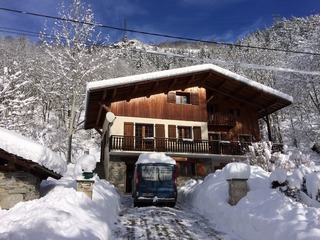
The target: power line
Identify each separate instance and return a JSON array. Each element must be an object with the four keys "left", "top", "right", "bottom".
[
  {"left": 1, "top": 6, "right": 320, "bottom": 57},
  {"left": 142, "top": 49, "right": 320, "bottom": 76}
]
